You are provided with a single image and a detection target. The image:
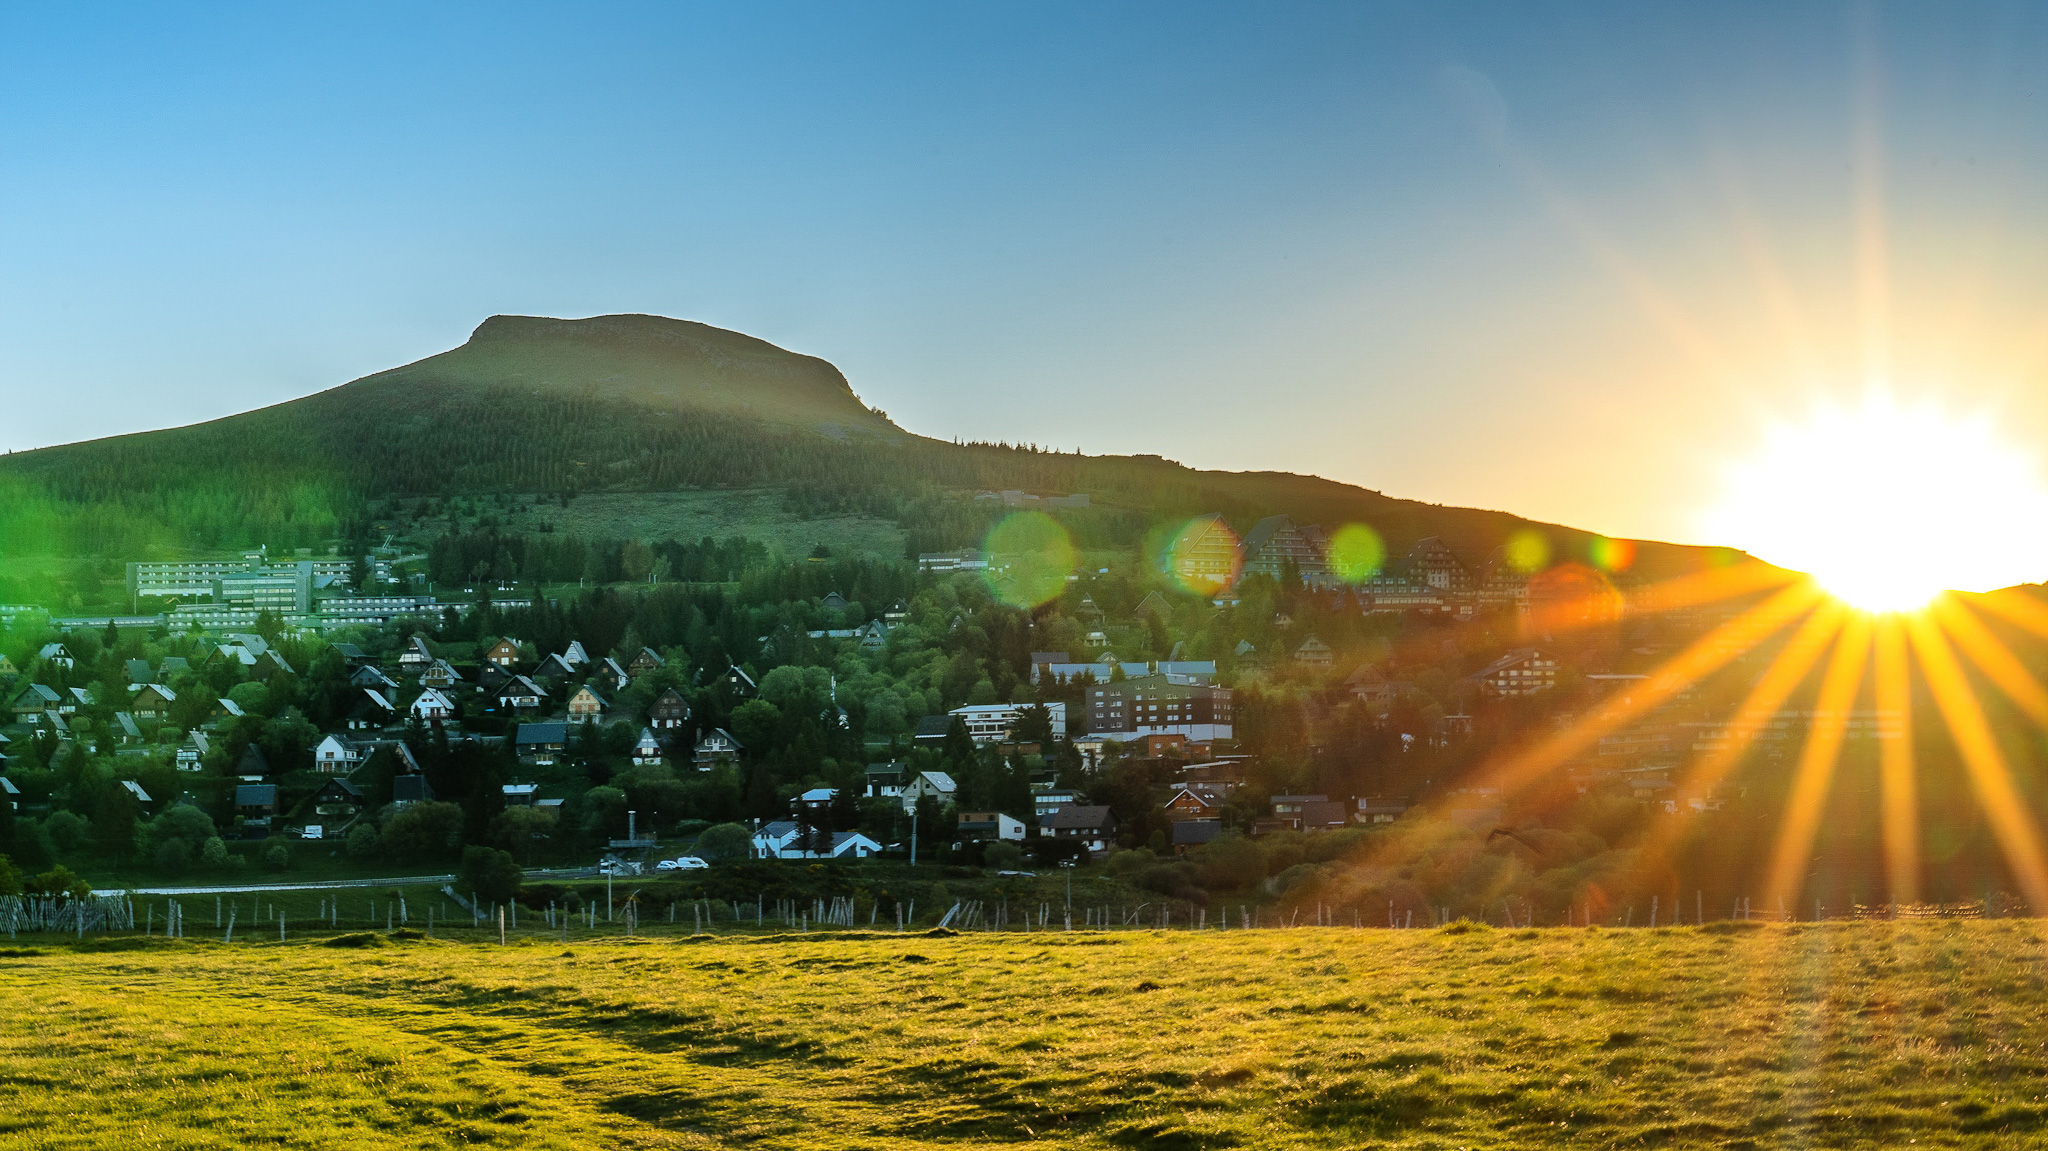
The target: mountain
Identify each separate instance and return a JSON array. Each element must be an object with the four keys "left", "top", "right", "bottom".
[{"left": 0, "top": 313, "right": 1740, "bottom": 581}]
